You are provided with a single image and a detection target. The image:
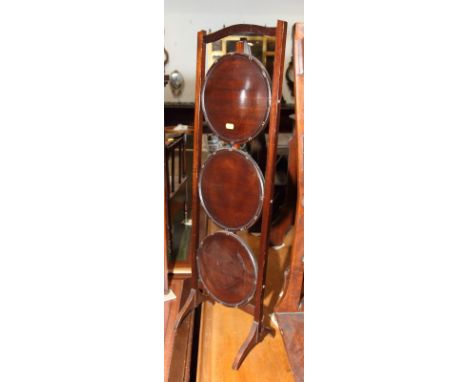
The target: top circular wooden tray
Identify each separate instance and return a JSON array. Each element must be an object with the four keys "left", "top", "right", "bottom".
[{"left": 201, "top": 53, "right": 271, "bottom": 144}]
